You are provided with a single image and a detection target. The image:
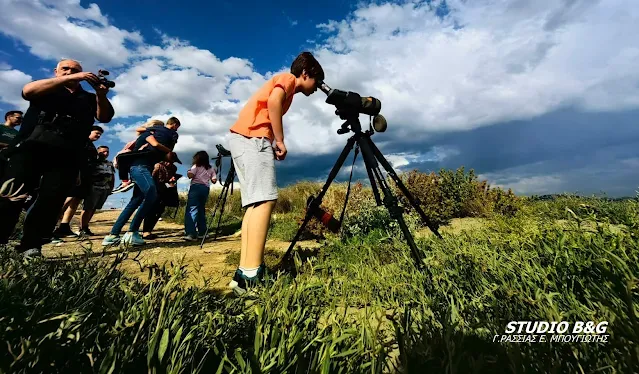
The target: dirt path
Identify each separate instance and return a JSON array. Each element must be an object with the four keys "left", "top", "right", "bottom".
[
  {"left": 41, "top": 209, "right": 320, "bottom": 293},
  {"left": 41, "top": 210, "right": 493, "bottom": 293}
]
